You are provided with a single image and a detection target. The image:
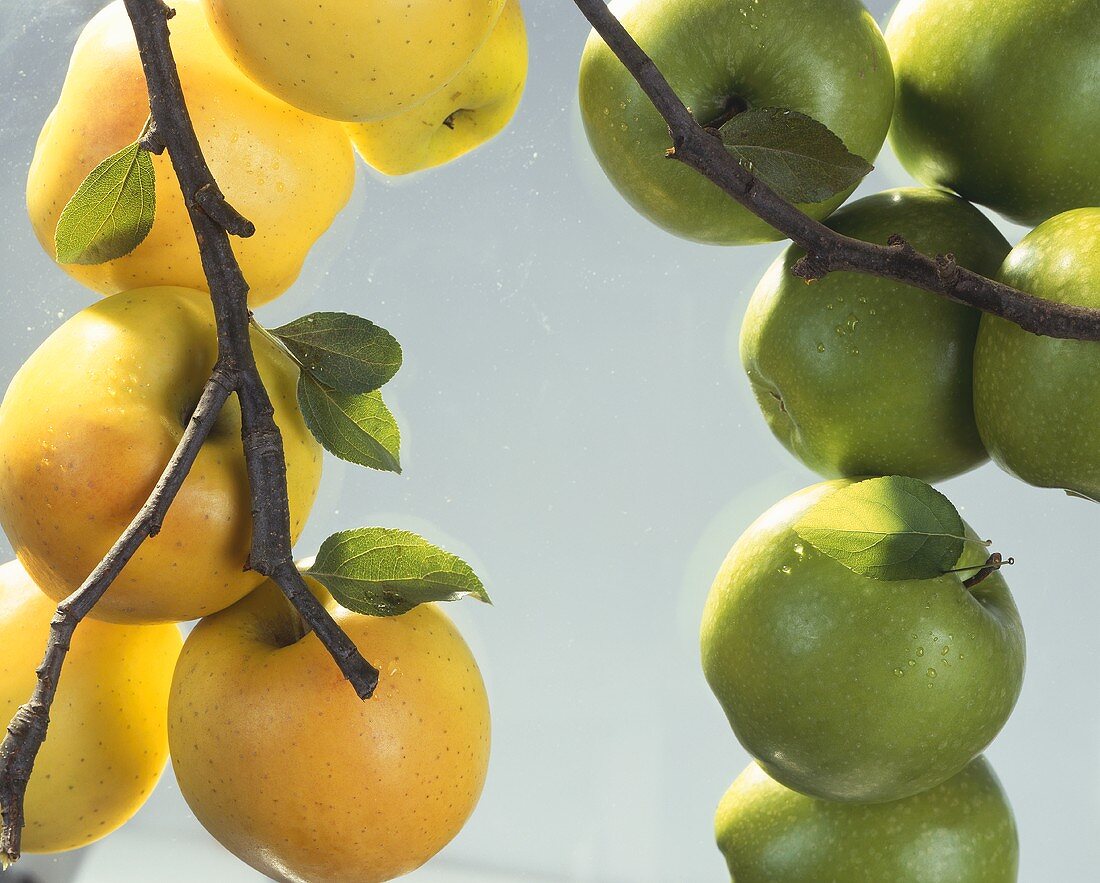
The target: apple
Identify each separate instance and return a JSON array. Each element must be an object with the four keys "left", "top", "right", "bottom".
[
  {"left": 346, "top": 0, "right": 528, "bottom": 176},
  {"left": 201, "top": 0, "right": 506, "bottom": 122},
  {"left": 168, "top": 578, "right": 491, "bottom": 883},
  {"left": 0, "top": 287, "right": 322, "bottom": 625},
  {"left": 886, "top": 0, "right": 1100, "bottom": 226},
  {"left": 577, "top": 0, "right": 895, "bottom": 245},
  {"left": 973, "top": 208, "right": 1100, "bottom": 499},
  {"left": 700, "top": 481, "right": 1025, "bottom": 803},
  {"left": 716, "top": 757, "right": 1018, "bottom": 882},
  {"left": 0, "top": 559, "right": 182, "bottom": 853},
  {"left": 740, "top": 188, "right": 1009, "bottom": 482},
  {"left": 27, "top": 0, "right": 355, "bottom": 307}
]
